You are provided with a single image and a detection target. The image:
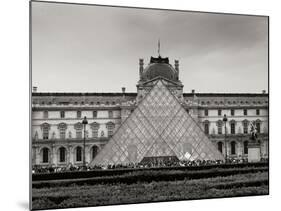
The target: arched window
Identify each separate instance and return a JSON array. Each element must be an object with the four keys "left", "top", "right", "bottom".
[
  {"left": 217, "top": 120, "right": 223, "bottom": 134},
  {"left": 41, "top": 123, "right": 50, "bottom": 140},
  {"left": 58, "top": 123, "right": 67, "bottom": 140},
  {"left": 92, "top": 145, "right": 99, "bottom": 160},
  {"left": 230, "top": 120, "right": 236, "bottom": 134},
  {"left": 90, "top": 122, "right": 100, "bottom": 138},
  {"left": 231, "top": 141, "right": 236, "bottom": 155},
  {"left": 42, "top": 148, "right": 49, "bottom": 163},
  {"left": 59, "top": 147, "right": 66, "bottom": 162},
  {"left": 106, "top": 122, "right": 115, "bottom": 137},
  {"left": 203, "top": 120, "right": 209, "bottom": 135},
  {"left": 243, "top": 120, "right": 248, "bottom": 134},
  {"left": 76, "top": 146, "right": 82, "bottom": 162},
  {"left": 74, "top": 122, "right": 83, "bottom": 139},
  {"left": 217, "top": 142, "right": 223, "bottom": 153},
  {"left": 244, "top": 141, "right": 248, "bottom": 154}
]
